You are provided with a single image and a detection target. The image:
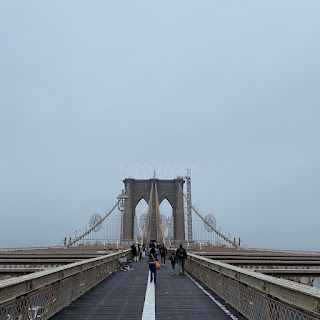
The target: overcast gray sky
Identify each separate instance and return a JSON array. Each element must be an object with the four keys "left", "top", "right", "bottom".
[{"left": 1, "top": 1, "right": 319, "bottom": 251}]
